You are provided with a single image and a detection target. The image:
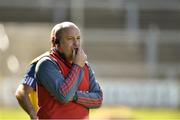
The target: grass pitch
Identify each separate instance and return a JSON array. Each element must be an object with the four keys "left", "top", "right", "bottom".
[{"left": 0, "top": 106, "right": 180, "bottom": 120}]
